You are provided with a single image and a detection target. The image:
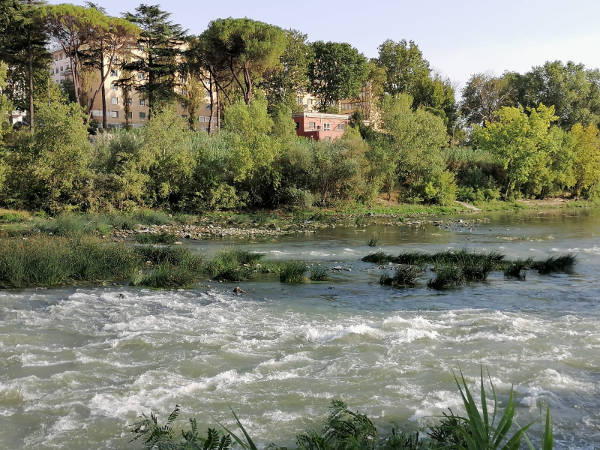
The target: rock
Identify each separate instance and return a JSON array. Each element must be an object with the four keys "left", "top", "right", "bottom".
[
  {"left": 332, "top": 266, "right": 342, "bottom": 271},
  {"left": 233, "top": 286, "right": 245, "bottom": 295}
]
